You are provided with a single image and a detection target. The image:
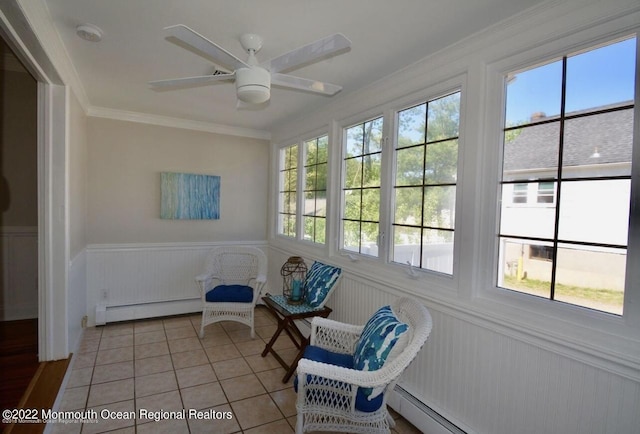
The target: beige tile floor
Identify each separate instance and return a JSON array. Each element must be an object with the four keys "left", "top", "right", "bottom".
[{"left": 52, "top": 307, "right": 421, "bottom": 434}]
